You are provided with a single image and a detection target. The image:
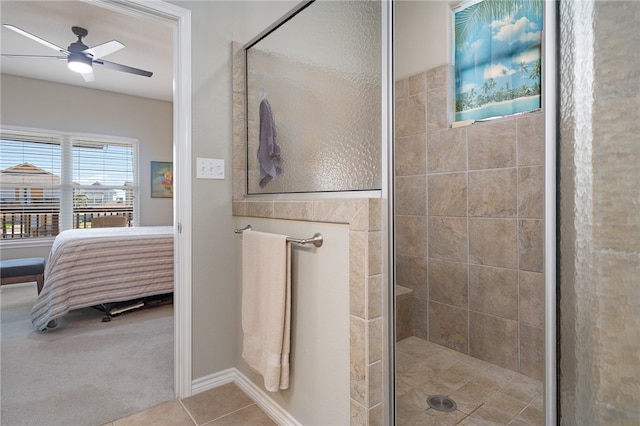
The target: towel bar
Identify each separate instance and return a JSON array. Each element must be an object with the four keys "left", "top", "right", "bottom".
[{"left": 234, "top": 225, "right": 323, "bottom": 248}]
